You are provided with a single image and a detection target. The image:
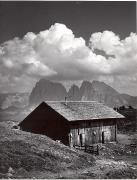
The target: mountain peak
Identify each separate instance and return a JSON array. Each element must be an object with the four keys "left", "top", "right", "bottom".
[
  {"left": 70, "top": 84, "right": 79, "bottom": 90},
  {"left": 81, "top": 80, "right": 92, "bottom": 86},
  {"left": 29, "top": 79, "right": 137, "bottom": 108},
  {"left": 37, "top": 78, "right": 51, "bottom": 84},
  {"left": 91, "top": 80, "right": 118, "bottom": 94},
  {"left": 67, "top": 84, "right": 81, "bottom": 101},
  {"left": 92, "top": 80, "right": 111, "bottom": 87},
  {"left": 80, "top": 81, "right": 92, "bottom": 91},
  {"left": 29, "top": 79, "right": 67, "bottom": 105},
  {"left": 92, "top": 80, "right": 104, "bottom": 85}
]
